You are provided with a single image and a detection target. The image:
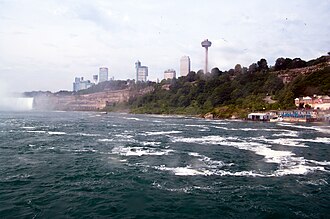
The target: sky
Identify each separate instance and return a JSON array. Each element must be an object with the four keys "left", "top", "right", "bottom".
[{"left": 0, "top": 0, "right": 329, "bottom": 92}]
